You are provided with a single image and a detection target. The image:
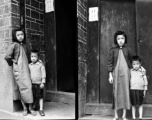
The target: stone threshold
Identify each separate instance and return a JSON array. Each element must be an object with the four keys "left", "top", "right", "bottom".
[{"left": 85, "top": 103, "right": 152, "bottom": 117}]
